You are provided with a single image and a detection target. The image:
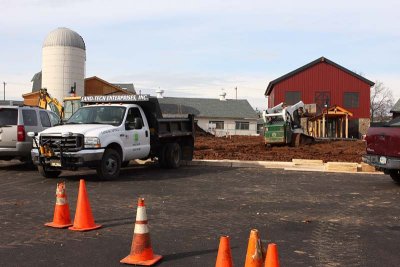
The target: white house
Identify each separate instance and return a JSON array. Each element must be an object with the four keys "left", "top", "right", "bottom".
[{"left": 157, "top": 94, "right": 259, "bottom": 136}]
